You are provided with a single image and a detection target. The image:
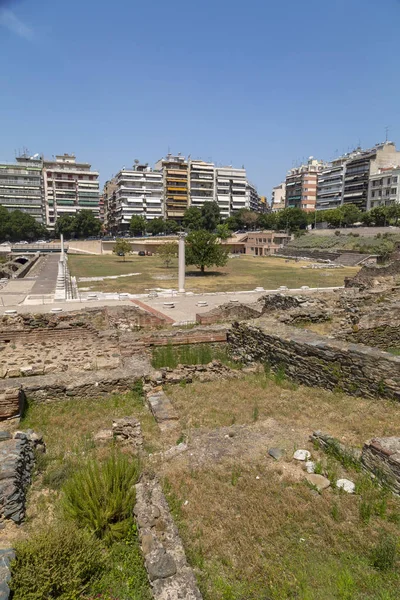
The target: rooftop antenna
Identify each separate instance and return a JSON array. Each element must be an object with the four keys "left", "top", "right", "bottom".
[{"left": 385, "top": 126, "right": 389, "bottom": 142}]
